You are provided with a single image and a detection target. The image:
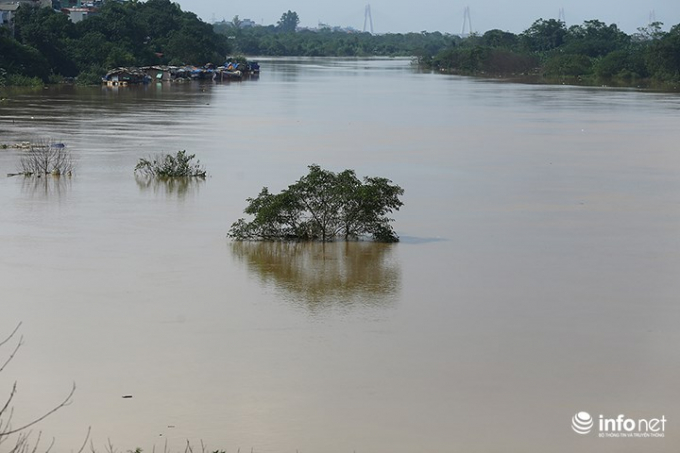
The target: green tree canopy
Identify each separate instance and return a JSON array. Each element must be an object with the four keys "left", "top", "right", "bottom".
[
  {"left": 645, "top": 24, "right": 680, "bottom": 81},
  {"left": 562, "top": 20, "right": 630, "bottom": 57},
  {"left": 520, "top": 18, "right": 567, "bottom": 52},
  {"left": 6, "top": 0, "right": 230, "bottom": 81},
  {"left": 229, "top": 165, "right": 404, "bottom": 242},
  {"left": 14, "top": 5, "right": 78, "bottom": 76},
  {"left": 277, "top": 10, "right": 299, "bottom": 33},
  {"left": 424, "top": 17, "right": 680, "bottom": 86},
  {"left": 0, "top": 32, "right": 50, "bottom": 80},
  {"left": 481, "top": 29, "right": 519, "bottom": 49}
]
